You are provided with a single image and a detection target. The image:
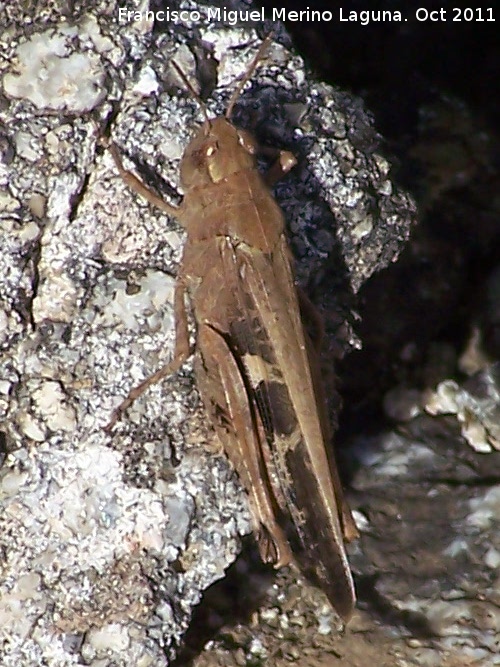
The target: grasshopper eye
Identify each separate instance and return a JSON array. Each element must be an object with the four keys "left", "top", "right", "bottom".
[{"left": 206, "top": 143, "right": 218, "bottom": 157}]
